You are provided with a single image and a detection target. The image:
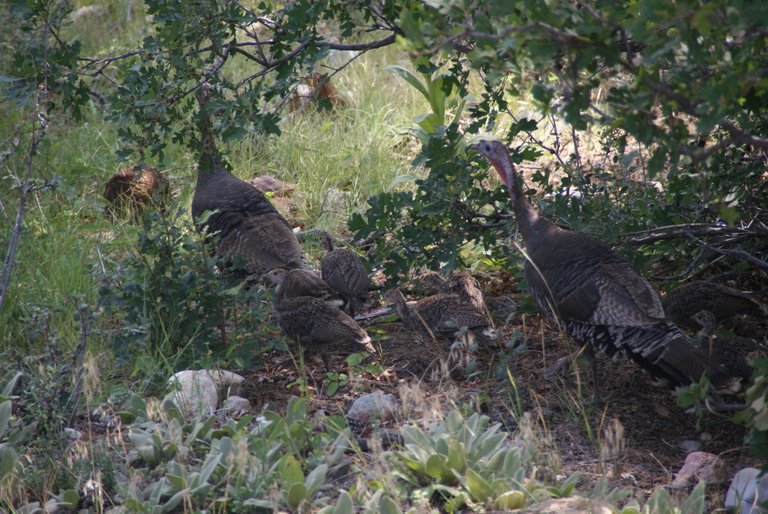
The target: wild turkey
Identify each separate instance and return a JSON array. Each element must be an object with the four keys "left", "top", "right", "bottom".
[
  {"left": 103, "top": 166, "right": 169, "bottom": 219},
  {"left": 663, "top": 281, "right": 766, "bottom": 330},
  {"left": 692, "top": 309, "right": 765, "bottom": 387},
  {"left": 191, "top": 83, "right": 304, "bottom": 277},
  {"left": 420, "top": 271, "right": 487, "bottom": 313},
  {"left": 268, "top": 268, "right": 375, "bottom": 366},
  {"left": 473, "top": 139, "right": 730, "bottom": 391},
  {"left": 320, "top": 234, "right": 373, "bottom": 316},
  {"left": 262, "top": 268, "right": 343, "bottom": 308},
  {"left": 383, "top": 289, "right": 496, "bottom": 347}
]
